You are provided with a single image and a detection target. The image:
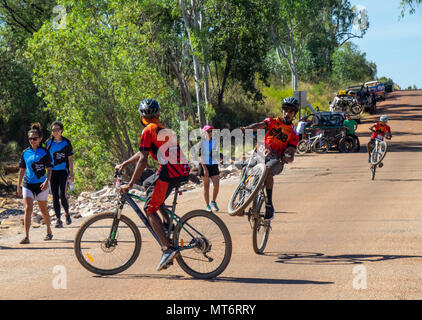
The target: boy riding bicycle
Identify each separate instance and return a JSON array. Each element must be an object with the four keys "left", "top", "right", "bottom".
[
  {"left": 115, "top": 99, "right": 190, "bottom": 271},
  {"left": 366, "top": 115, "right": 392, "bottom": 163},
  {"left": 240, "top": 97, "right": 299, "bottom": 221}
]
